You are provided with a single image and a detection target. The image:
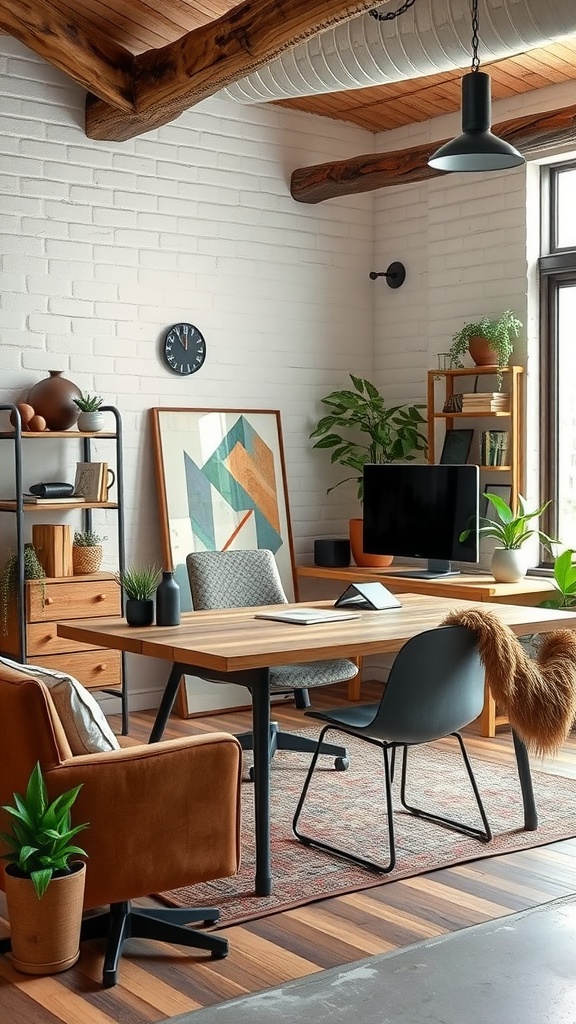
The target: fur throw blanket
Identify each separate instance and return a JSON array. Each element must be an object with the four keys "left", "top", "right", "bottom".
[{"left": 442, "top": 608, "right": 576, "bottom": 757}]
